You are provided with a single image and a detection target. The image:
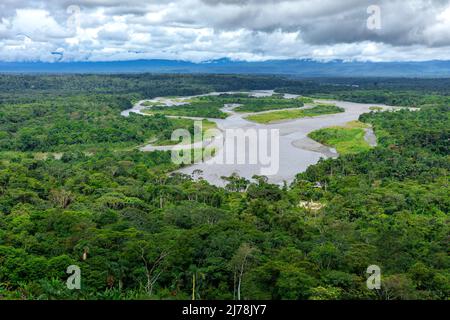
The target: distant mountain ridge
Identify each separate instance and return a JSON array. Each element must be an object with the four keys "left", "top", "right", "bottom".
[{"left": 1, "top": 58, "right": 450, "bottom": 77}]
